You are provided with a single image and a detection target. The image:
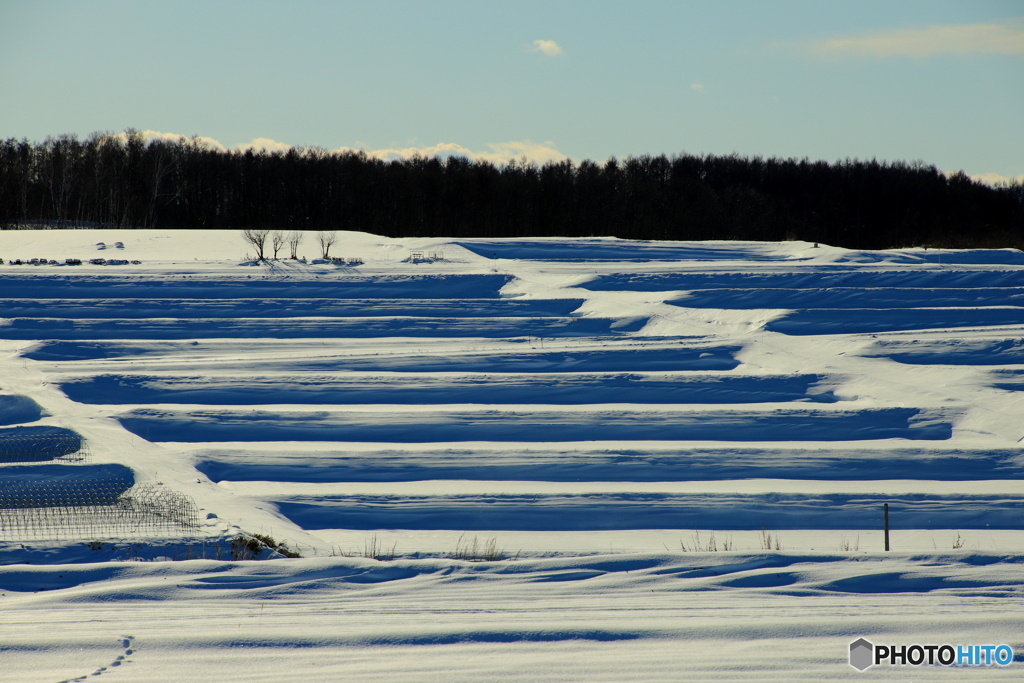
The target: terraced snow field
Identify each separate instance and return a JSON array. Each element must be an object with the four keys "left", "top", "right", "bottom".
[{"left": 2, "top": 230, "right": 1024, "bottom": 680}]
